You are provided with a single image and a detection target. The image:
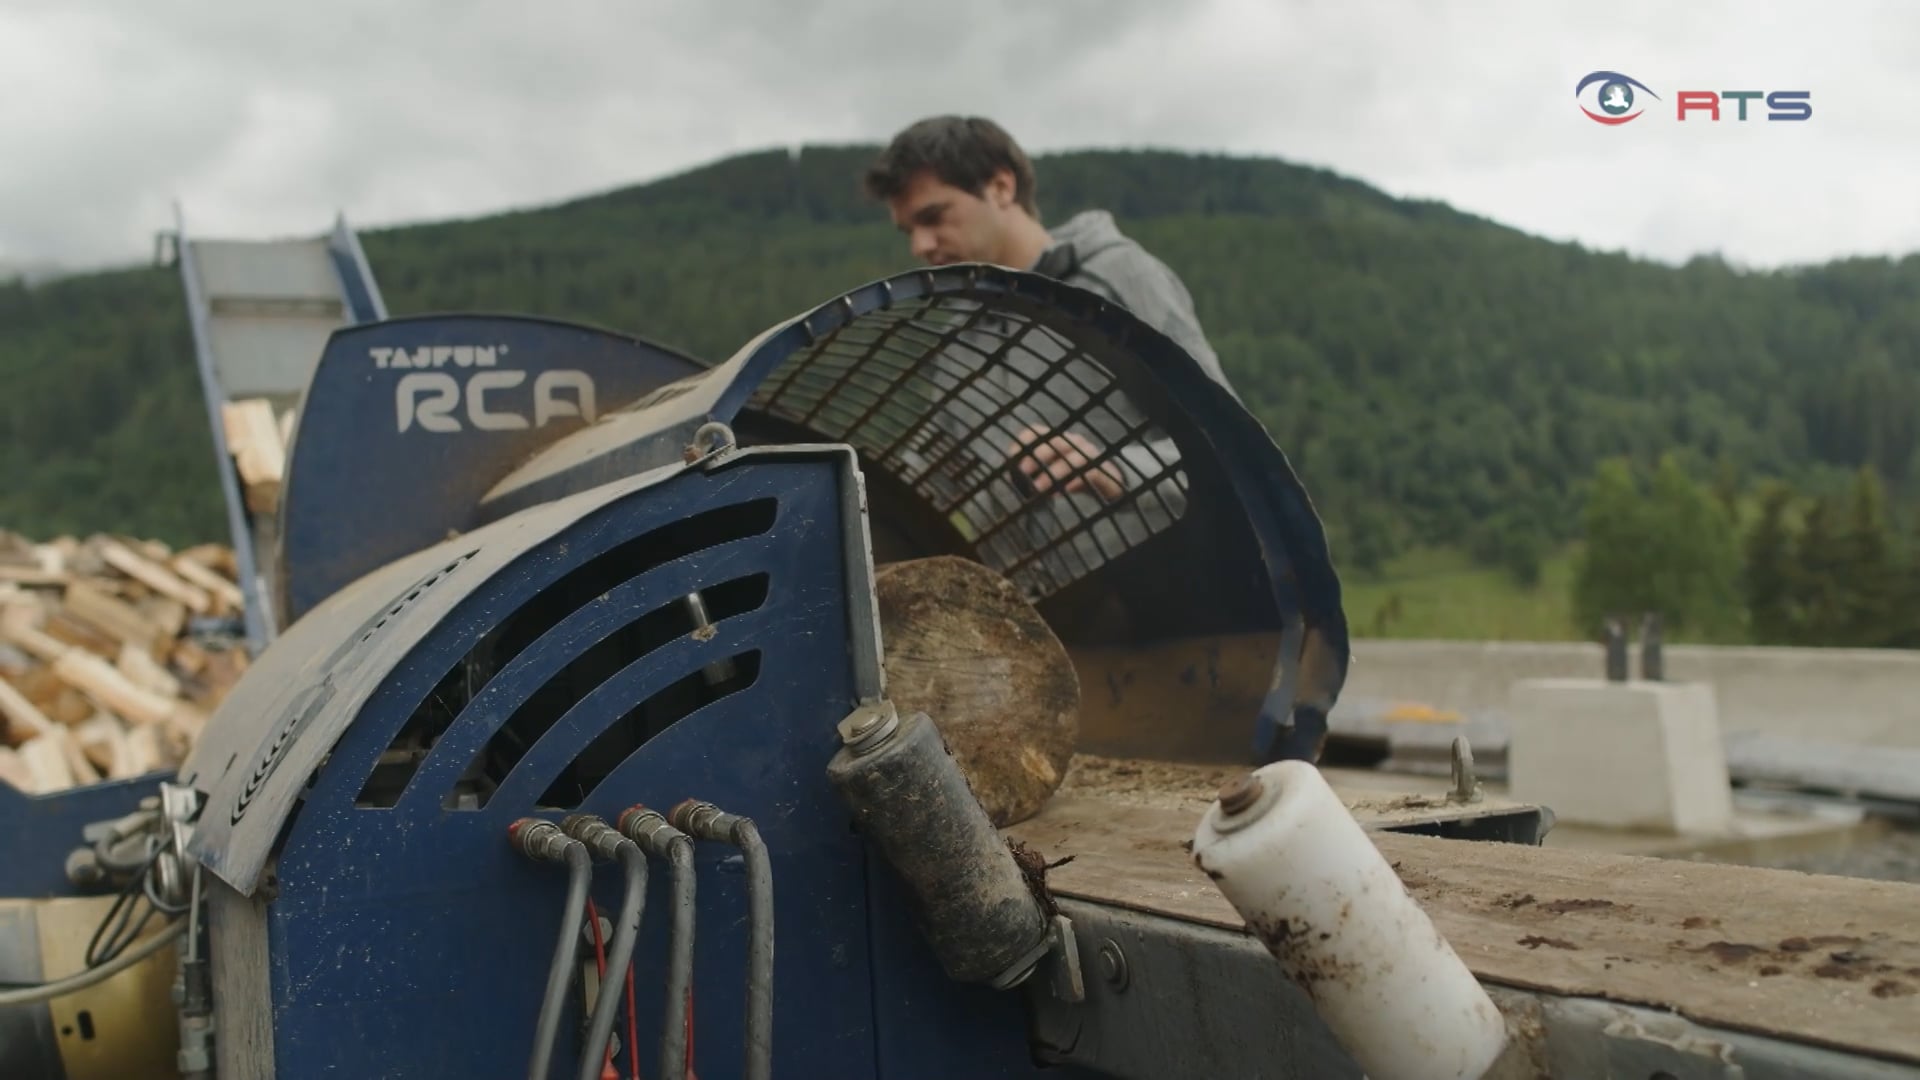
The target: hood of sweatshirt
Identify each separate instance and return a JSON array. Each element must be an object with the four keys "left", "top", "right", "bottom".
[{"left": 1033, "top": 209, "right": 1127, "bottom": 275}]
